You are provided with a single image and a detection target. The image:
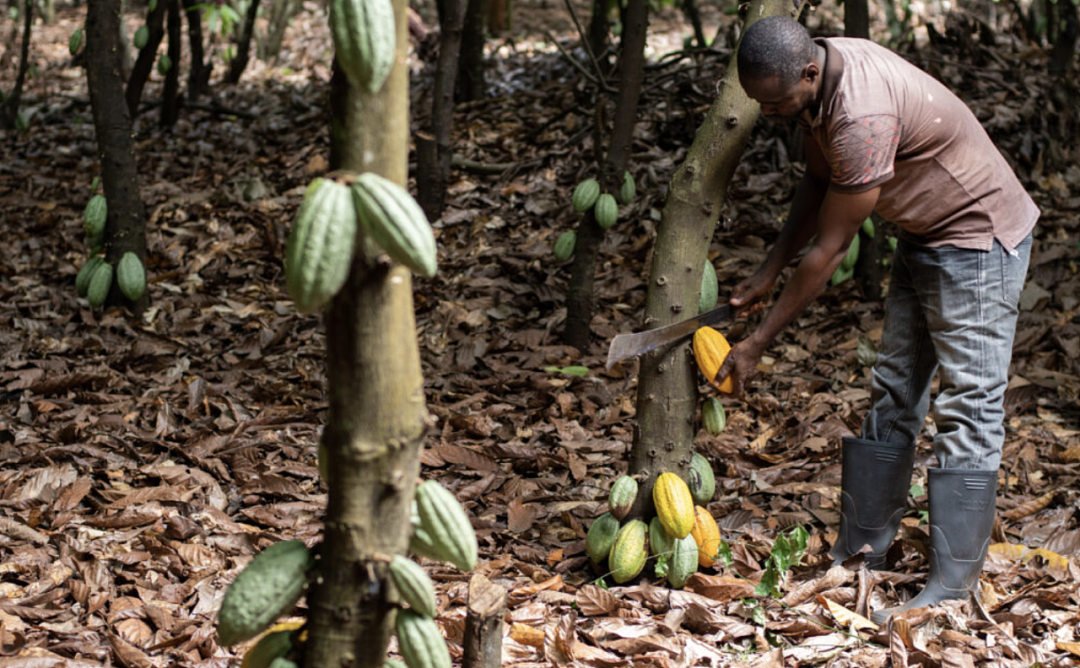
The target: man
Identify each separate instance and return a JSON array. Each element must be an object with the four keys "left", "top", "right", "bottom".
[{"left": 719, "top": 16, "right": 1038, "bottom": 623}]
